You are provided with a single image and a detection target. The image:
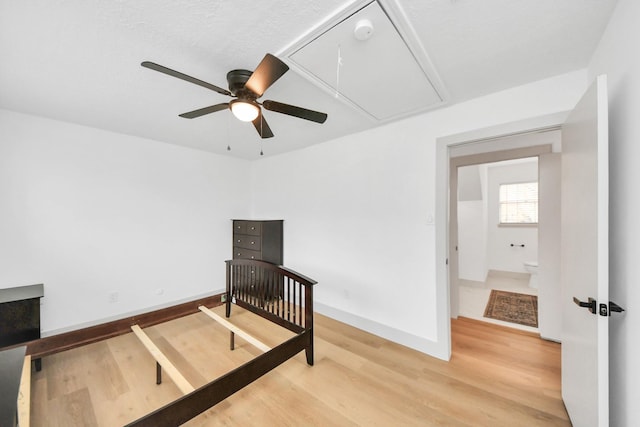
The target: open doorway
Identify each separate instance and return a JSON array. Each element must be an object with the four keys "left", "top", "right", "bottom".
[
  {"left": 447, "top": 130, "right": 563, "bottom": 343},
  {"left": 457, "top": 157, "right": 539, "bottom": 333},
  {"left": 436, "top": 79, "right": 609, "bottom": 423},
  {"left": 433, "top": 112, "right": 569, "bottom": 360}
]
